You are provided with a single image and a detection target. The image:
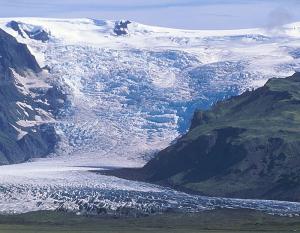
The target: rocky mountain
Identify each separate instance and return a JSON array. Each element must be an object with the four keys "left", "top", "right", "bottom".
[
  {"left": 0, "top": 28, "right": 60, "bottom": 165},
  {"left": 113, "top": 20, "right": 131, "bottom": 36},
  {"left": 117, "top": 73, "right": 300, "bottom": 202},
  {"left": 7, "top": 21, "right": 50, "bottom": 42}
]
